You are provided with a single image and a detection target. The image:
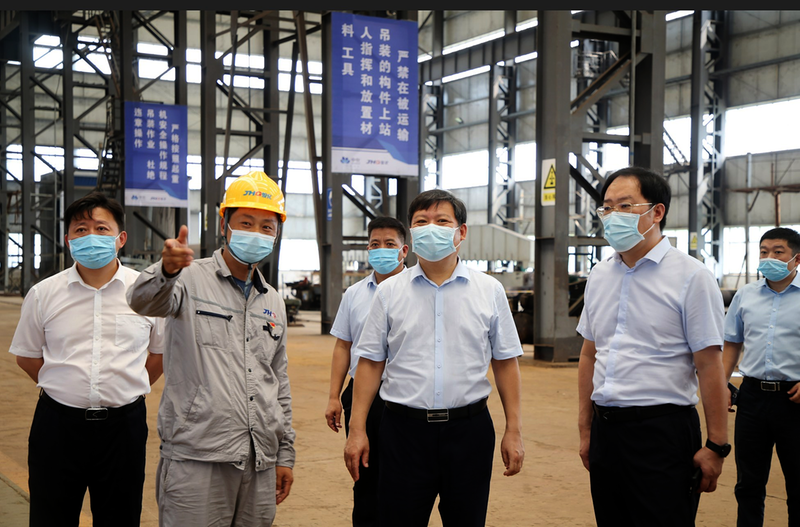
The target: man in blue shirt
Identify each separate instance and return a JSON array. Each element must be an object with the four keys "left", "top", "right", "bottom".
[
  {"left": 325, "top": 215, "right": 408, "bottom": 527},
  {"left": 343, "top": 189, "right": 525, "bottom": 527},
  {"left": 723, "top": 226, "right": 800, "bottom": 526},
  {"left": 578, "top": 166, "right": 729, "bottom": 527}
]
